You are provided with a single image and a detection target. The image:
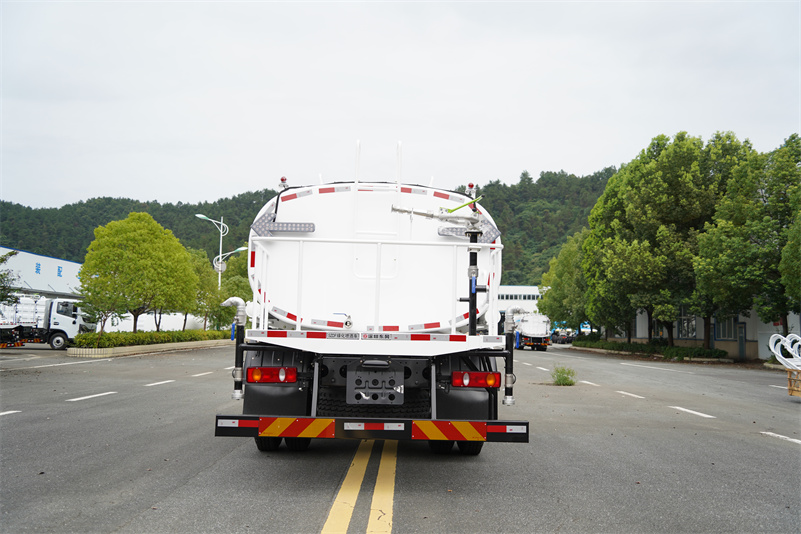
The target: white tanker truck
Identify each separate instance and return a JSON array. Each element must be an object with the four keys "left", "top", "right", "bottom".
[{"left": 215, "top": 179, "right": 528, "bottom": 455}]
